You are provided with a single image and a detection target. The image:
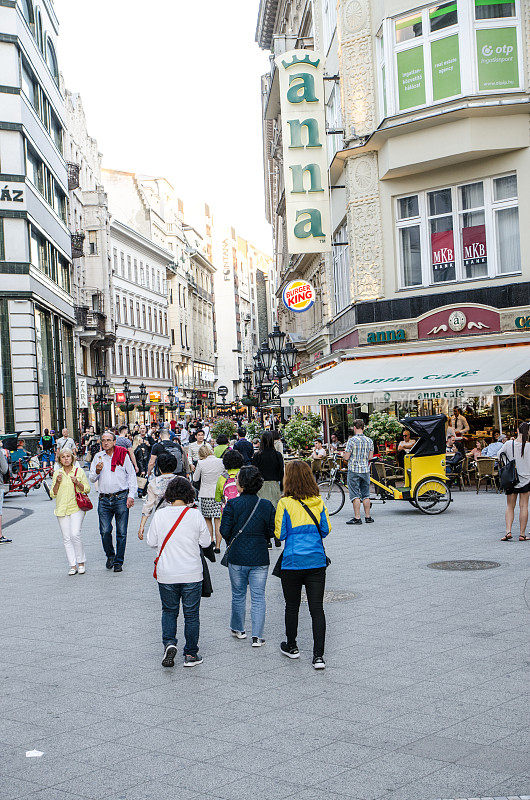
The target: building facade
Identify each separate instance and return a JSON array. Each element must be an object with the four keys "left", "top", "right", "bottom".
[
  {"left": 0, "top": 0, "right": 77, "bottom": 438},
  {"left": 257, "top": 0, "right": 530, "bottom": 435},
  {"left": 110, "top": 219, "right": 171, "bottom": 424},
  {"left": 64, "top": 90, "right": 115, "bottom": 431}
]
